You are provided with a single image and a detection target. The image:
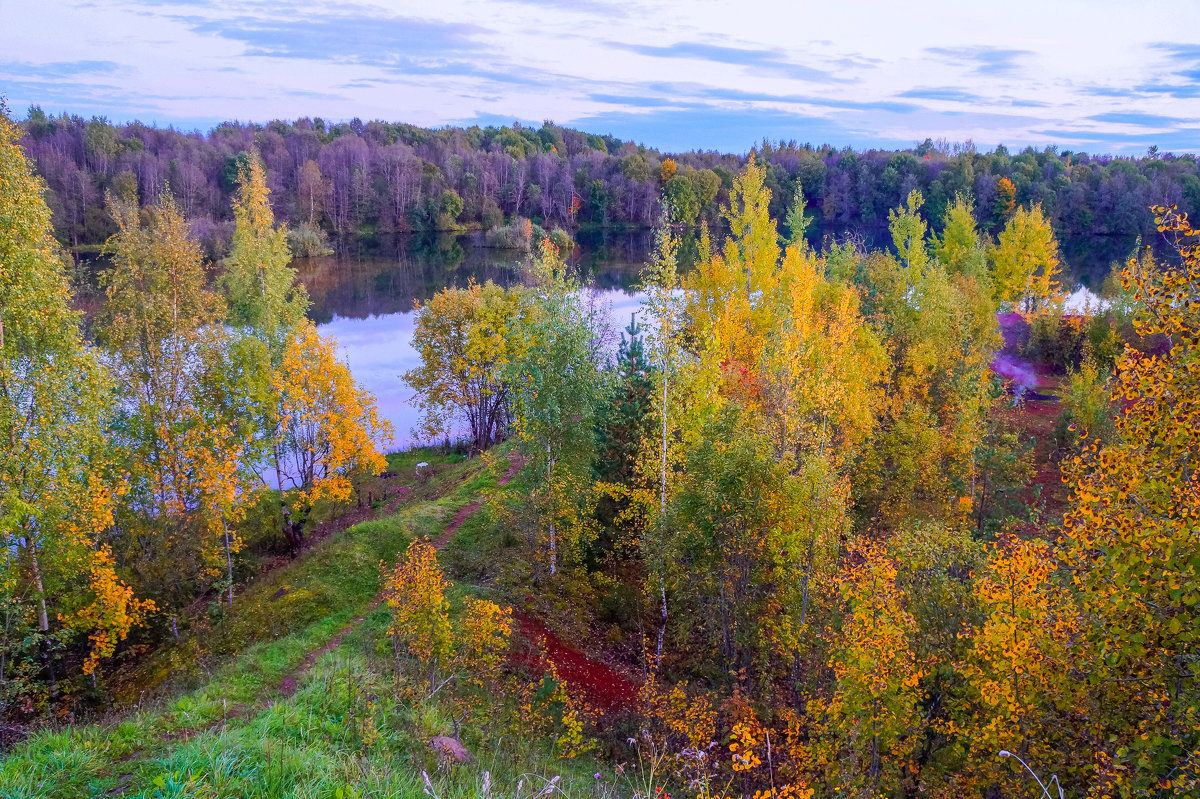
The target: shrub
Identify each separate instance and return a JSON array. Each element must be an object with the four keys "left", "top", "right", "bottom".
[{"left": 287, "top": 222, "right": 333, "bottom": 257}]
